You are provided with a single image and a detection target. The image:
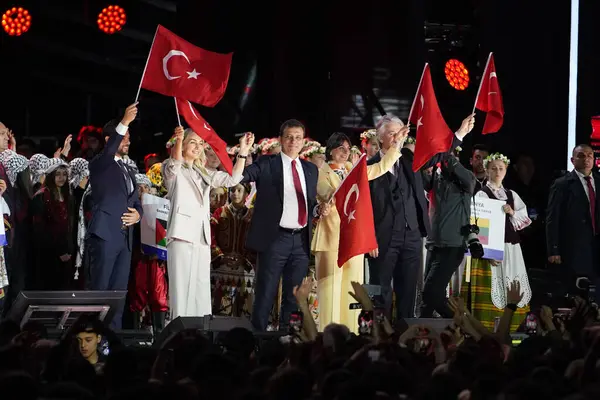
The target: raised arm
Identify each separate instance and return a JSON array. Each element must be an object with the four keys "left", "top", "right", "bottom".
[
  {"left": 90, "top": 103, "right": 138, "bottom": 172},
  {"left": 444, "top": 155, "right": 476, "bottom": 194},
  {"left": 366, "top": 125, "right": 408, "bottom": 180},
  {"left": 210, "top": 132, "right": 255, "bottom": 188},
  {"left": 421, "top": 114, "right": 475, "bottom": 170}
]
